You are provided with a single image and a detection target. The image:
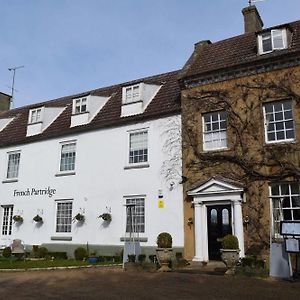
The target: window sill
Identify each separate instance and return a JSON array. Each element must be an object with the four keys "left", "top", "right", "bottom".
[
  {"left": 124, "top": 163, "right": 150, "bottom": 170},
  {"left": 55, "top": 171, "right": 76, "bottom": 177},
  {"left": 120, "top": 237, "right": 148, "bottom": 242},
  {"left": 264, "top": 139, "right": 296, "bottom": 146},
  {"left": 202, "top": 147, "right": 229, "bottom": 153},
  {"left": 2, "top": 178, "right": 18, "bottom": 183},
  {"left": 71, "top": 111, "right": 89, "bottom": 116},
  {"left": 122, "top": 100, "right": 143, "bottom": 106},
  {"left": 51, "top": 236, "right": 72, "bottom": 241}
]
